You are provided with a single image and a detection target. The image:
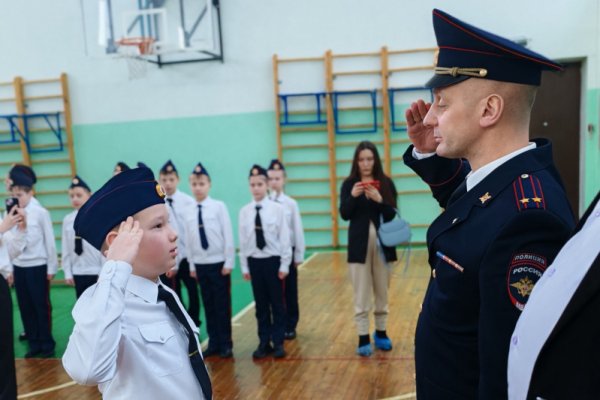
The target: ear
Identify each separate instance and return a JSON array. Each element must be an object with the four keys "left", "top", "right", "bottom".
[
  {"left": 104, "top": 230, "right": 119, "bottom": 249},
  {"left": 480, "top": 94, "right": 504, "bottom": 128}
]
